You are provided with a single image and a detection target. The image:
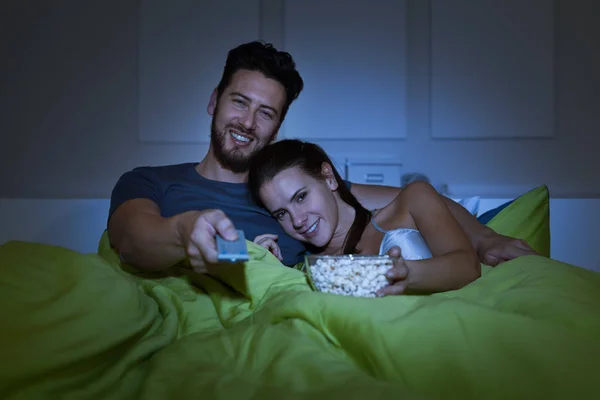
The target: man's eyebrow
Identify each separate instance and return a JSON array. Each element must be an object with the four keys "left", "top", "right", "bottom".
[{"left": 230, "top": 92, "right": 279, "bottom": 115}]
